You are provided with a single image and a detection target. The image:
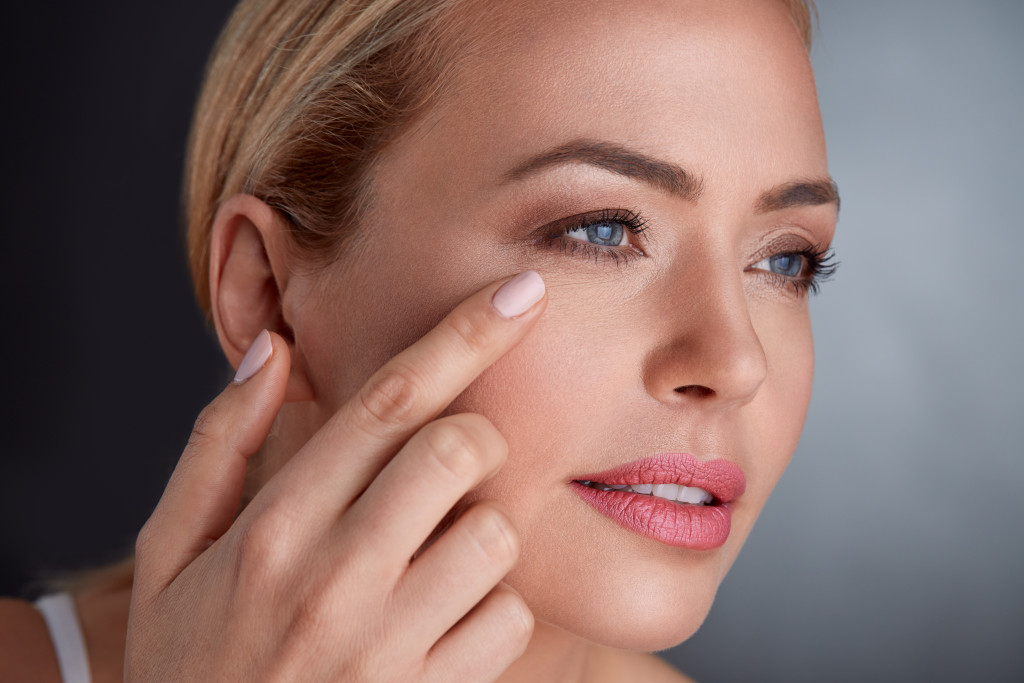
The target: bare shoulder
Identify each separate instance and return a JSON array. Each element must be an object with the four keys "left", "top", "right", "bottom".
[
  {"left": 0, "top": 597, "right": 61, "bottom": 682},
  {"left": 590, "top": 646, "right": 696, "bottom": 683}
]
